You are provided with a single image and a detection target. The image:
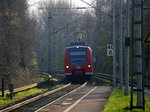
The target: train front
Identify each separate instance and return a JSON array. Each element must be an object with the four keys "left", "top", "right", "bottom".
[{"left": 64, "top": 42, "right": 93, "bottom": 83}]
